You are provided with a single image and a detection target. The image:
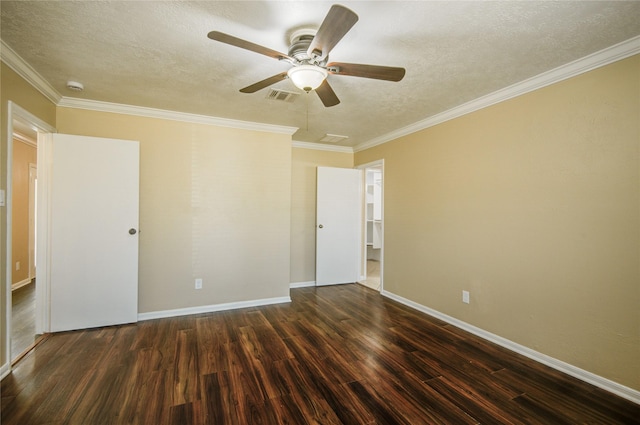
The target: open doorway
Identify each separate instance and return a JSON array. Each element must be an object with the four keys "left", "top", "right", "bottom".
[
  {"left": 10, "top": 122, "right": 37, "bottom": 361},
  {"left": 5, "top": 102, "right": 55, "bottom": 368},
  {"left": 358, "top": 160, "right": 383, "bottom": 291}
]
